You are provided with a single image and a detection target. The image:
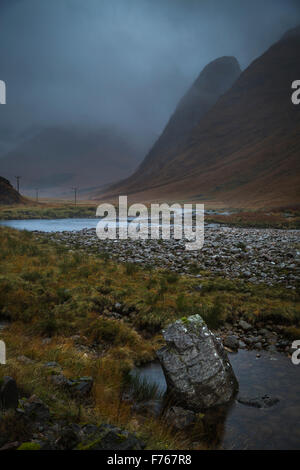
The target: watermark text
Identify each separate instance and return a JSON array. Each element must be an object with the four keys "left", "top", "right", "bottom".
[
  {"left": 0, "top": 340, "right": 6, "bottom": 365},
  {"left": 291, "top": 80, "right": 300, "bottom": 105},
  {"left": 96, "top": 196, "right": 204, "bottom": 251},
  {"left": 0, "top": 80, "right": 6, "bottom": 104}
]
